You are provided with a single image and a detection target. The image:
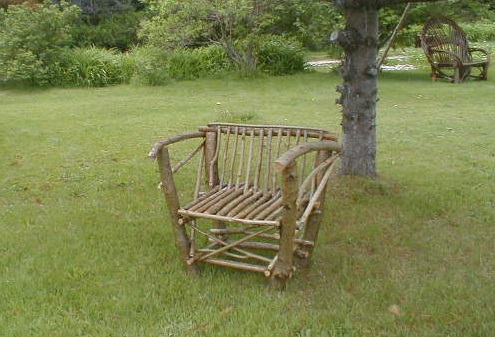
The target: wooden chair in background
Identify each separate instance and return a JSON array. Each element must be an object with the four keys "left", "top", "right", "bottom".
[{"left": 419, "top": 17, "right": 490, "bottom": 83}]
